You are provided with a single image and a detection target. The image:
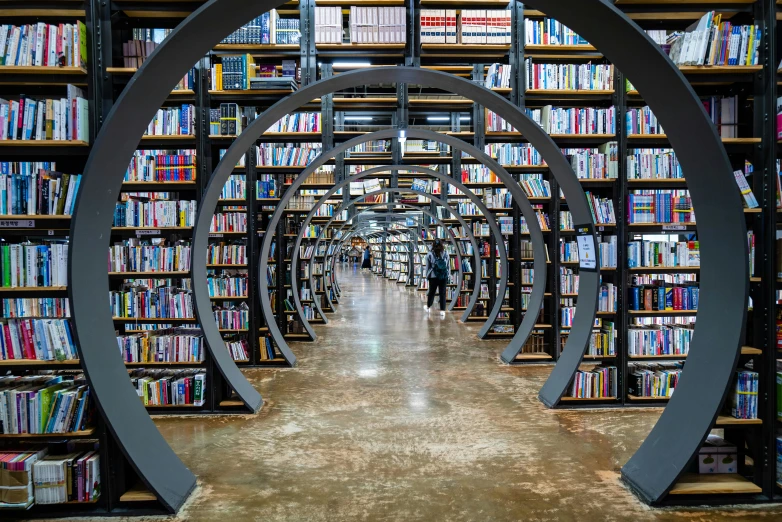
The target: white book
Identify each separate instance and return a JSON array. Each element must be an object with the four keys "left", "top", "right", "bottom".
[
  {"left": 35, "top": 100, "right": 44, "bottom": 141},
  {"left": 0, "top": 26, "right": 8, "bottom": 62},
  {"left": 34, "top": 23, "right": 44, "bottom": 66}
]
